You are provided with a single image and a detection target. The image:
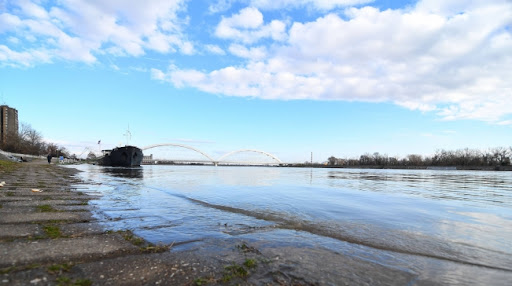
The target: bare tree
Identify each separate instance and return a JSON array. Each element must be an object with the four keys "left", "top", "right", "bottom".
[{"left": 491, "top": 147, "right": 510, "bottom": 166}]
